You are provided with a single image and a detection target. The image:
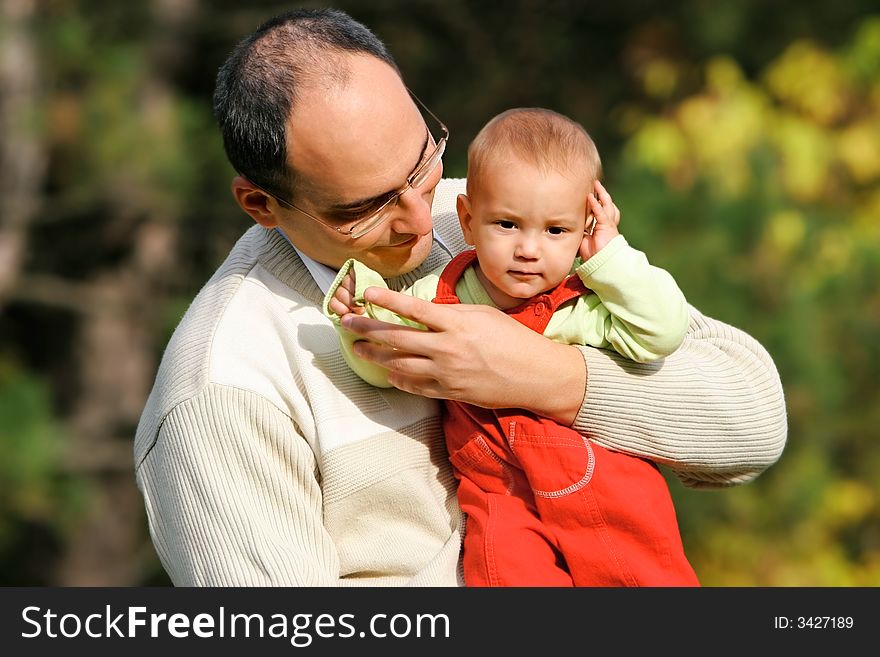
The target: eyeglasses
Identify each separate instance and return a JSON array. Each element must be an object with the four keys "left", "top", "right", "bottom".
[{"left": 256, "top": 89, "right": 448, "bottom": 239}]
